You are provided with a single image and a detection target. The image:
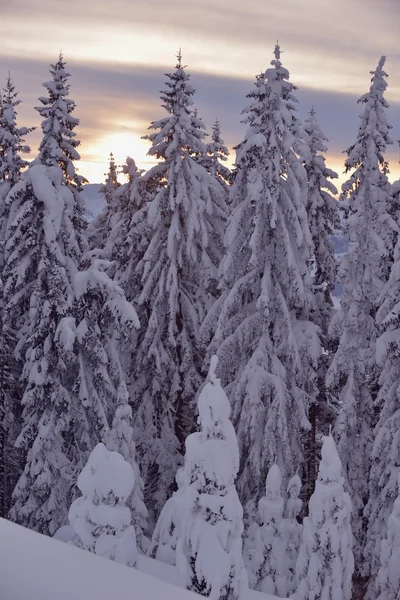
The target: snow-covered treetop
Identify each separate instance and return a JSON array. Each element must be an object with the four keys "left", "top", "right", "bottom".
[
  {"left": 36, "top": 53, "right": 86, "bottom": 188},
  {"left": 143, "top": 50, "right": 207, "bottom": 161},
  {"left": 342, "top": 56, "right": 392, "bottom": 193},
  {"left": 264, "top": 463, "right": 282, "bottom": 501},
  {"left": 77, "top": 443, "right": 135, "bottom": 505},
  {"left": 318, "top": 435, "right": 343, "bottom": 484},
  {"left": 205, "top": 118, "right": 231, "bottom": 182},
  {"left": 0, "top": 74, "right": 34, "bottom": 183},
  {"left": 197, "top": 355, "right": 232, "bottom": 438},
  {"left": 103, "top": 151, "right": 120, "bottom": 204}
]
